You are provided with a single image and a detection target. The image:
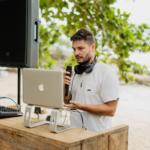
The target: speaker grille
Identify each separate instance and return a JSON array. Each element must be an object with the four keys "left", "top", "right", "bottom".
[{"left": 0, "top": 0, "right": 27, "bottom": 66}]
